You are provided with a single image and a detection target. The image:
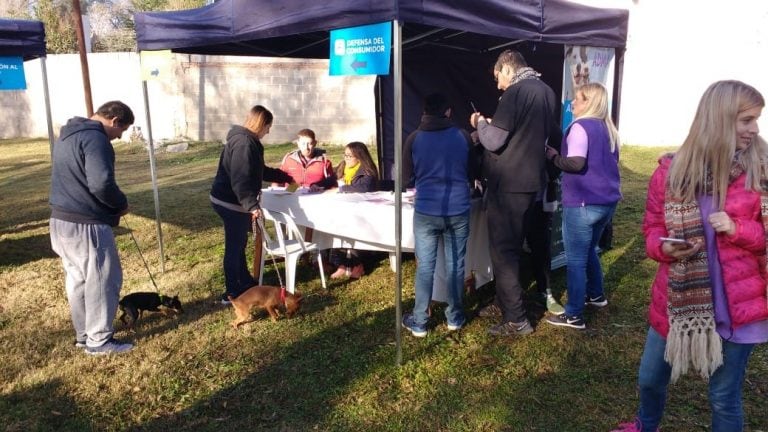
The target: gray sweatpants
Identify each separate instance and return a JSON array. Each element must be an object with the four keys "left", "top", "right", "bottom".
[{"left": 49, "top": 218, "right": 122, "bottom": 347}]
